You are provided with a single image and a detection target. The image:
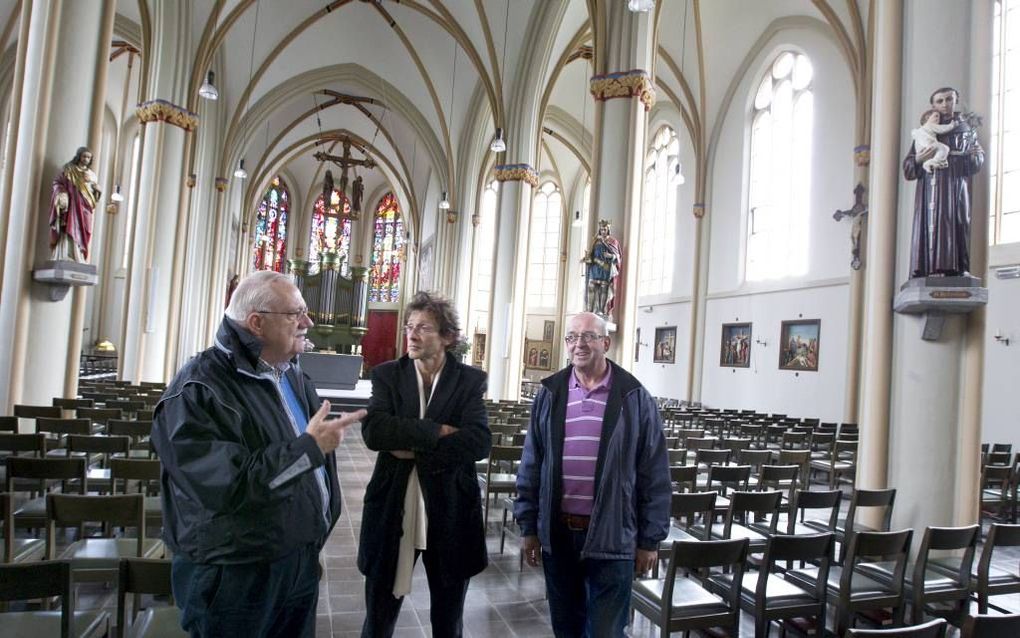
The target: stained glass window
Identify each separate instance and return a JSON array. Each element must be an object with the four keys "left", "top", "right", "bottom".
[
  {"left": 369, "top": 193, "right": 404, "bottom": 303},
  {"left": 309, "top": 188, "right": 352, "bottom": 276},
  {"left": 746, "top": 51, "right": 813, "bottom": 281},
  {"left": 251, "top": 176, "right": 290, "bottom": 272}
]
